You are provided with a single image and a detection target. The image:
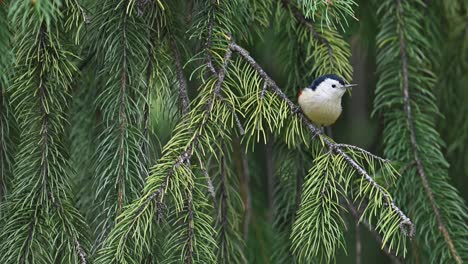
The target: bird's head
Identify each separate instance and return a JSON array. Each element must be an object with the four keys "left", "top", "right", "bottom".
[{"left": 298, "top": 74, "right": 356, "bottom": 100}]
